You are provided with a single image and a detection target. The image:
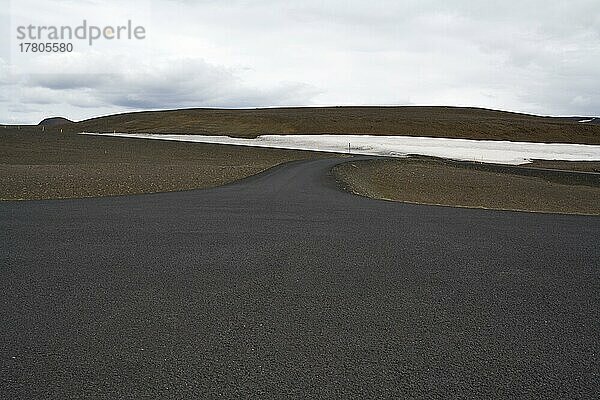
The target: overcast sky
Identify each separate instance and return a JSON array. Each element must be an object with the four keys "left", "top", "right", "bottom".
[{"left": 1, "top": 0, "right": 599, "bottom": 124}]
